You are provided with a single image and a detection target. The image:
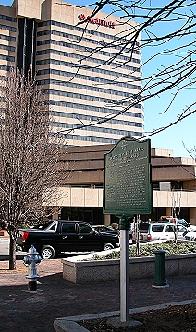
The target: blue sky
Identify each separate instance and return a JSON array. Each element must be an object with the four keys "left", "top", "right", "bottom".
[{"left": 1, "top": 0, "right": 195, "bottom": 157}]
